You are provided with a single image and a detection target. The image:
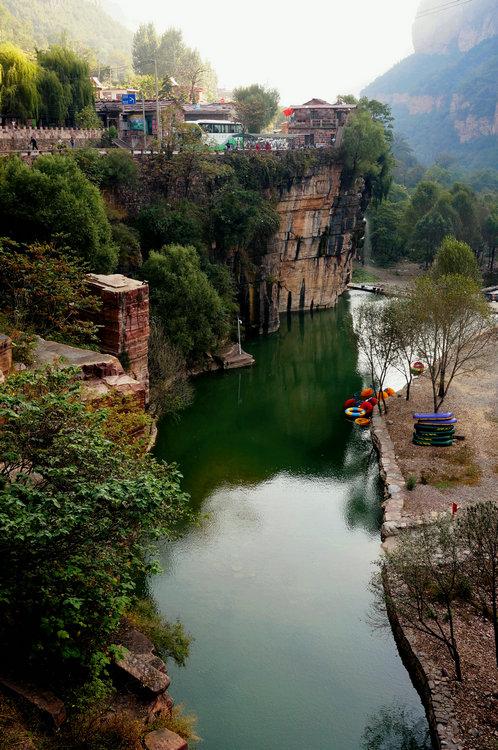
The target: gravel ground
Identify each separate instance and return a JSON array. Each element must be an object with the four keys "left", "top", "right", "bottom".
[{"left": 383, "top": 346, "right": 498, "bottom": 519}]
